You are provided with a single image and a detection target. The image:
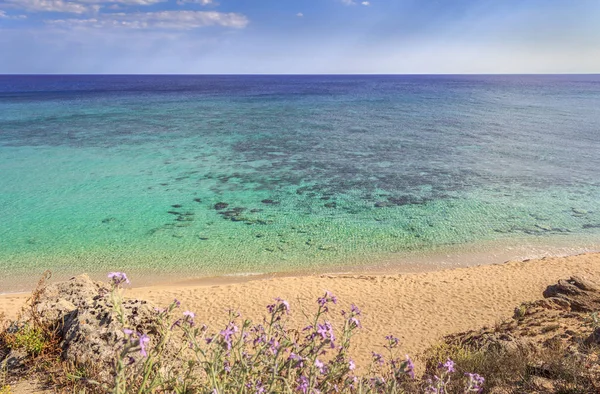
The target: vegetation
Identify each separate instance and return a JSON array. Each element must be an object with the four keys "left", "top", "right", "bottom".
[{"left": 0, "top": 272, "right": 599, "bottom": 393}]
